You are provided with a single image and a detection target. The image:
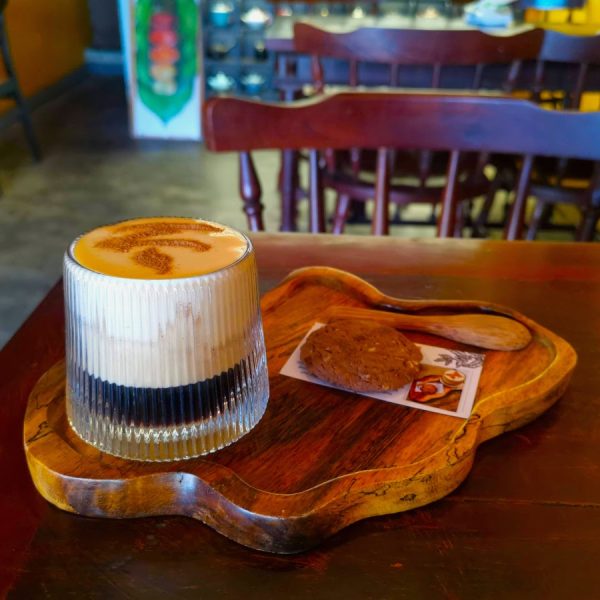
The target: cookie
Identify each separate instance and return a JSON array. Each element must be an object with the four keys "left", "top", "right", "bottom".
[{"left": 300, "top": 319, "right": 422, "bottom": 392}]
